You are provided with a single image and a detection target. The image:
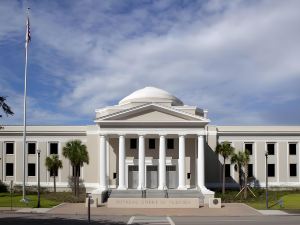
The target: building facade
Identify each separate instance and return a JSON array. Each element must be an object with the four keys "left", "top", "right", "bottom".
[{"left": 0, "top": 87, "right": 300, "bottom": 195}]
